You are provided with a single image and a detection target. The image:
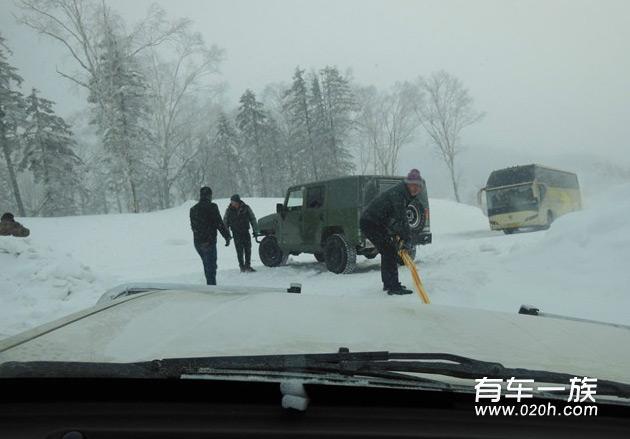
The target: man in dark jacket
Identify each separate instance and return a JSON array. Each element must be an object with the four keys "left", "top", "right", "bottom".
[
  {"left": 0, "top": 212, "right": 30, "bottom": 237},
  {"left": 360, "top": 169, "right": 423, "bottom": 295},
  {"left": 224, "top": 194, "right": 259, "bottom": 272},
  {"left": 190, "top": 187, "right": 231, "bottom": 285}
]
